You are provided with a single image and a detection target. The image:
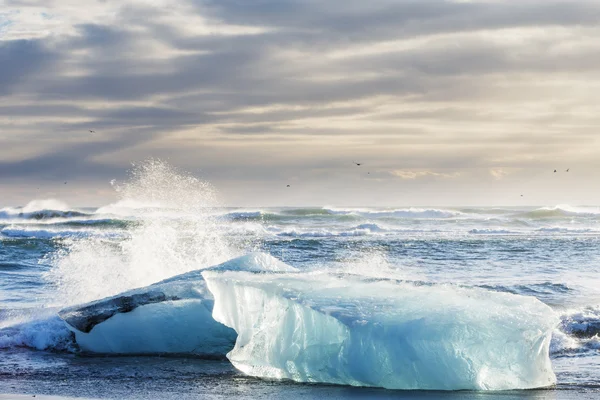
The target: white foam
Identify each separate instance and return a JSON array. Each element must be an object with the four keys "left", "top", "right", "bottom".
[
  {"left": 324, "top": 251, "right": 424, "bottom": 282},
  {"left": 323, "top": 207, "right": 461, "bottom": 219},
  {"left": 528, "top": 205, "right": 600, "bottom": 218},
  {"left": 468, "top": 228, "right": 516, "bottom": 235},
  {"left": 1, "top": 226, "right": 123, "bottom": 240},
  {"left": 559, "top": 305, "right": 600, "bottom": 337},
  {"left": 45, "top": 160, "right": 239, "bottom": 306},
  {"left": 536, "top": 227, "right": 595, "bottom": 234},
  {"left": 0, "top": 315, "right": 74, "bottom": 352}
]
